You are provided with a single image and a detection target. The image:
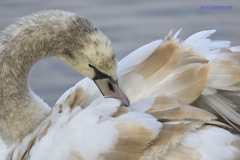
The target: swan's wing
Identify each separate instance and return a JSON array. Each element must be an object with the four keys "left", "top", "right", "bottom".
[
  {"left": 183, "top": 30, "right": 240, "bottom": 130},
  {"left": 120, "top": 29, "right": 240, "bottom": 130},
  {"left": 118, "top": 33, "right": 209, "bottom": 105}
]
